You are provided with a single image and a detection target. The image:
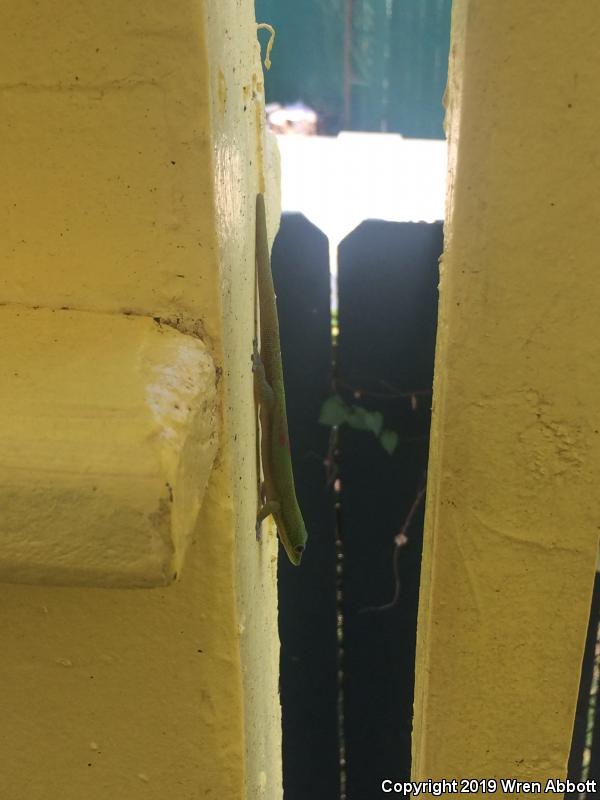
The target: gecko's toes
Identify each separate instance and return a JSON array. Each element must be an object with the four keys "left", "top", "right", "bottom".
[{"left": 255, "top": 520, "right": 263, "bottom": 543}]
